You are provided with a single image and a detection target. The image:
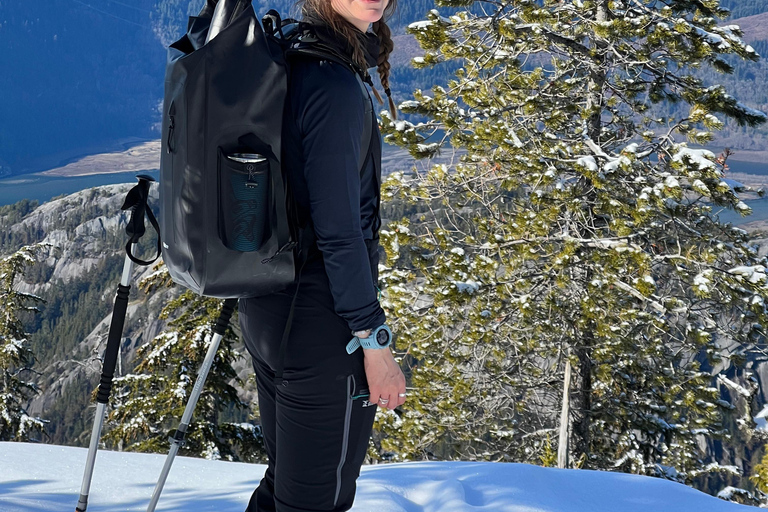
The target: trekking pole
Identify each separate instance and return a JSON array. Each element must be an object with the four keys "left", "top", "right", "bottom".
[
  {"left": 76, "top": 175, "right": 160, "bottom": 512},
  {"left": 146, "top": 298, "right": 238, "bottom": 512}
]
